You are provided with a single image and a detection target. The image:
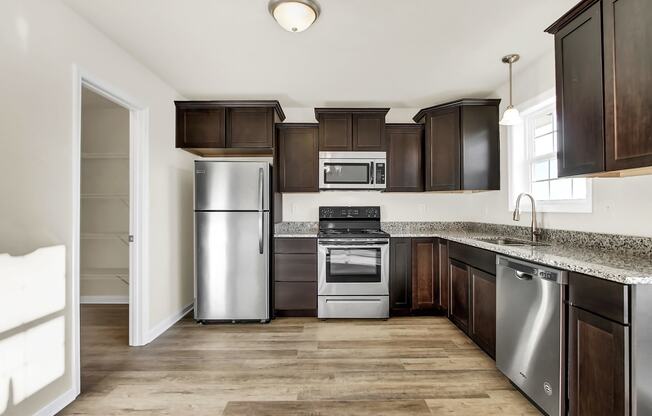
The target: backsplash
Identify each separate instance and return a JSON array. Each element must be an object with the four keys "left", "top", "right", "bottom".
[{"left": 275, "top": 221, "right": 652, "bottom": 258}]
